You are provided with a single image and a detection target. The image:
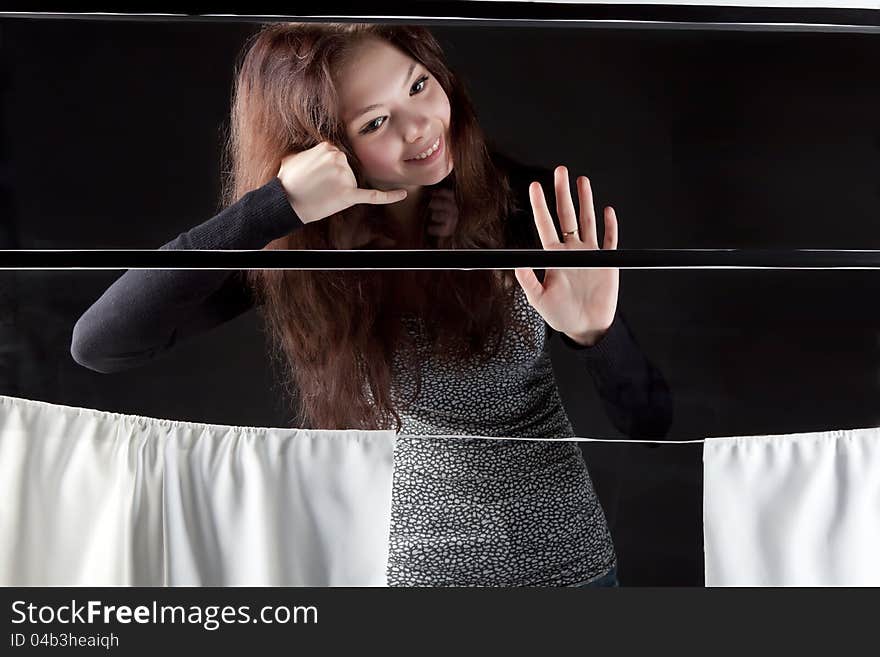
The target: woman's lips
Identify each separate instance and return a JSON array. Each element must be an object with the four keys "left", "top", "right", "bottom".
[{"left": 405, "top": 135, "right": 443, "bottom": 165}]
